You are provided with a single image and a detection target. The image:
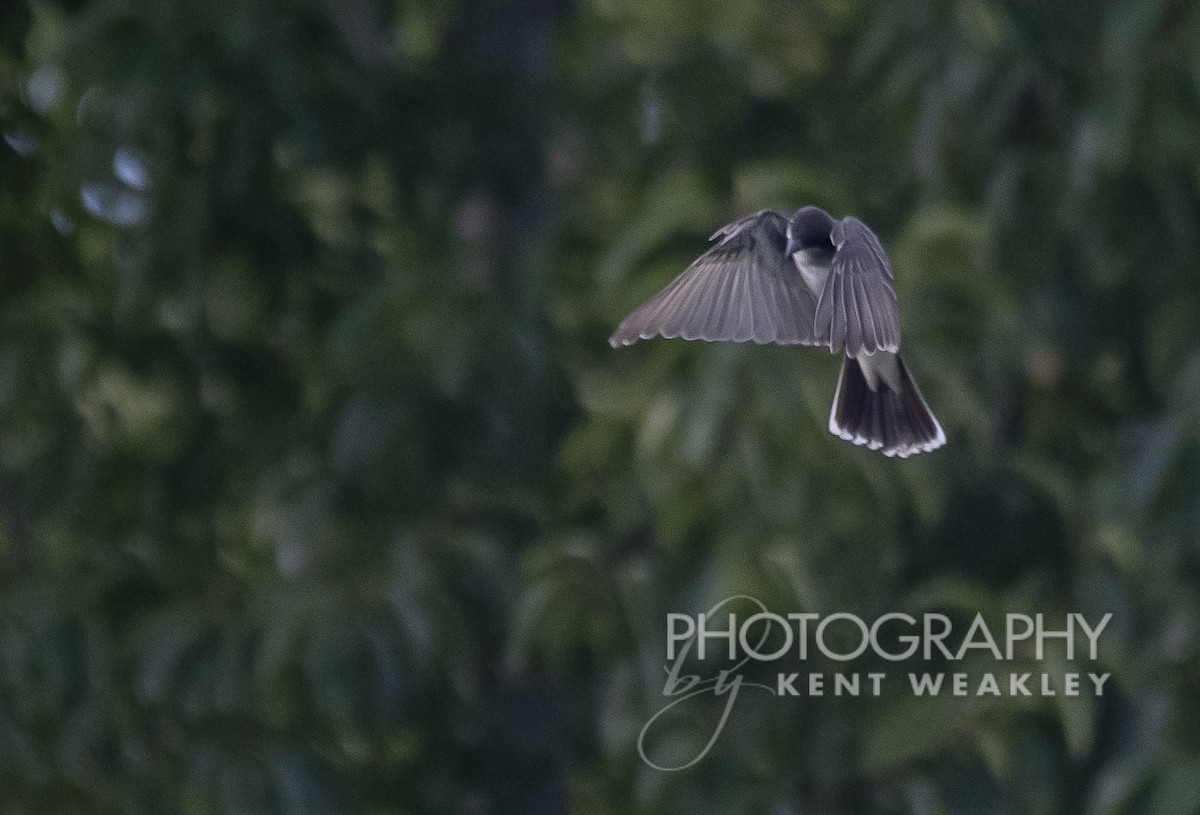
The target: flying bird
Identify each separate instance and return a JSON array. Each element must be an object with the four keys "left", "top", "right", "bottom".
[{"left": 609, "top": 206, "right": 945, "bottom": 457}]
